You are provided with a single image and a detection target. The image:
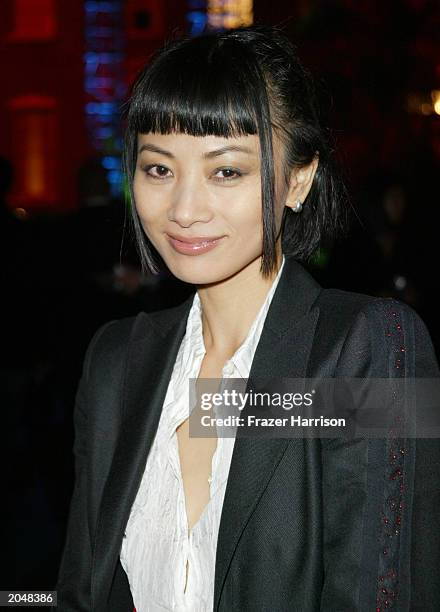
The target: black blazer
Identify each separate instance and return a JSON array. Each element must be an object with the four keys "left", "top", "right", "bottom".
[{"left": 55, "top": 255, "right": 440, "bottom": 611}]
